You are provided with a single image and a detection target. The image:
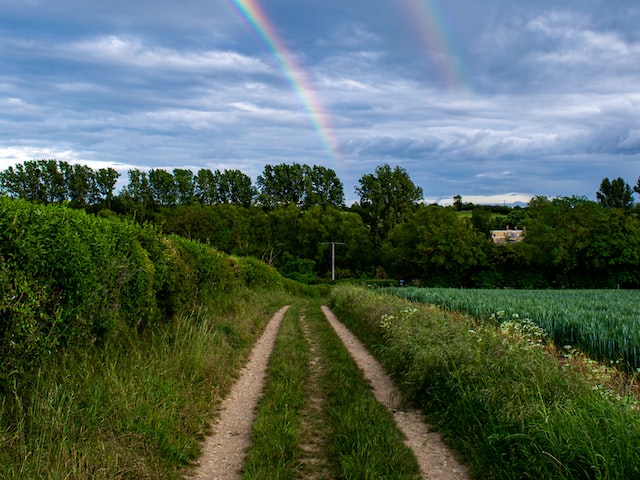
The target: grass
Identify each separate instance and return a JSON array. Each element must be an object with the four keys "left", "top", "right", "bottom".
[
  {"left": 329, "top": 285, "right": 640, "bottom": 479},
  {"left": 243, "top": 304, "right": 310, "bottom": 479},
  {"left": 387, "top": 287, "right": 640, "bottom": 369},
  {"left": 243, "top": 299, "right": 421, "bottom": 479},
  {"left": 308, "top": 301, "right": 420, "bottom": 479},
  {"left": 0, "top": 287, "right": 290, "bottom": 479}
]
